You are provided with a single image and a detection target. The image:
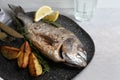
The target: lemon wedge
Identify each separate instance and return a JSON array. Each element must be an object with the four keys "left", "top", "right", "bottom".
[
  {"left": 34, "top": 6, "right": 53, "bottom": 22},
  {"left": 43, "top": 11, "right": 59, "bottom": 22}
]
